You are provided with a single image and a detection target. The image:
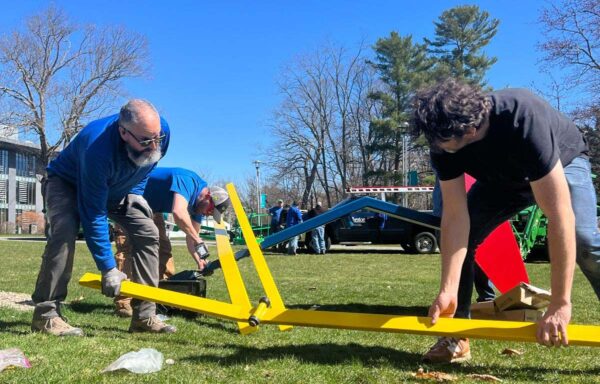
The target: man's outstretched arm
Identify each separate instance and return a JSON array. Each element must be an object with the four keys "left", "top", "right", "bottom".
[{"left": 530, "top": 160, "right": 576, "bottom": 347}]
